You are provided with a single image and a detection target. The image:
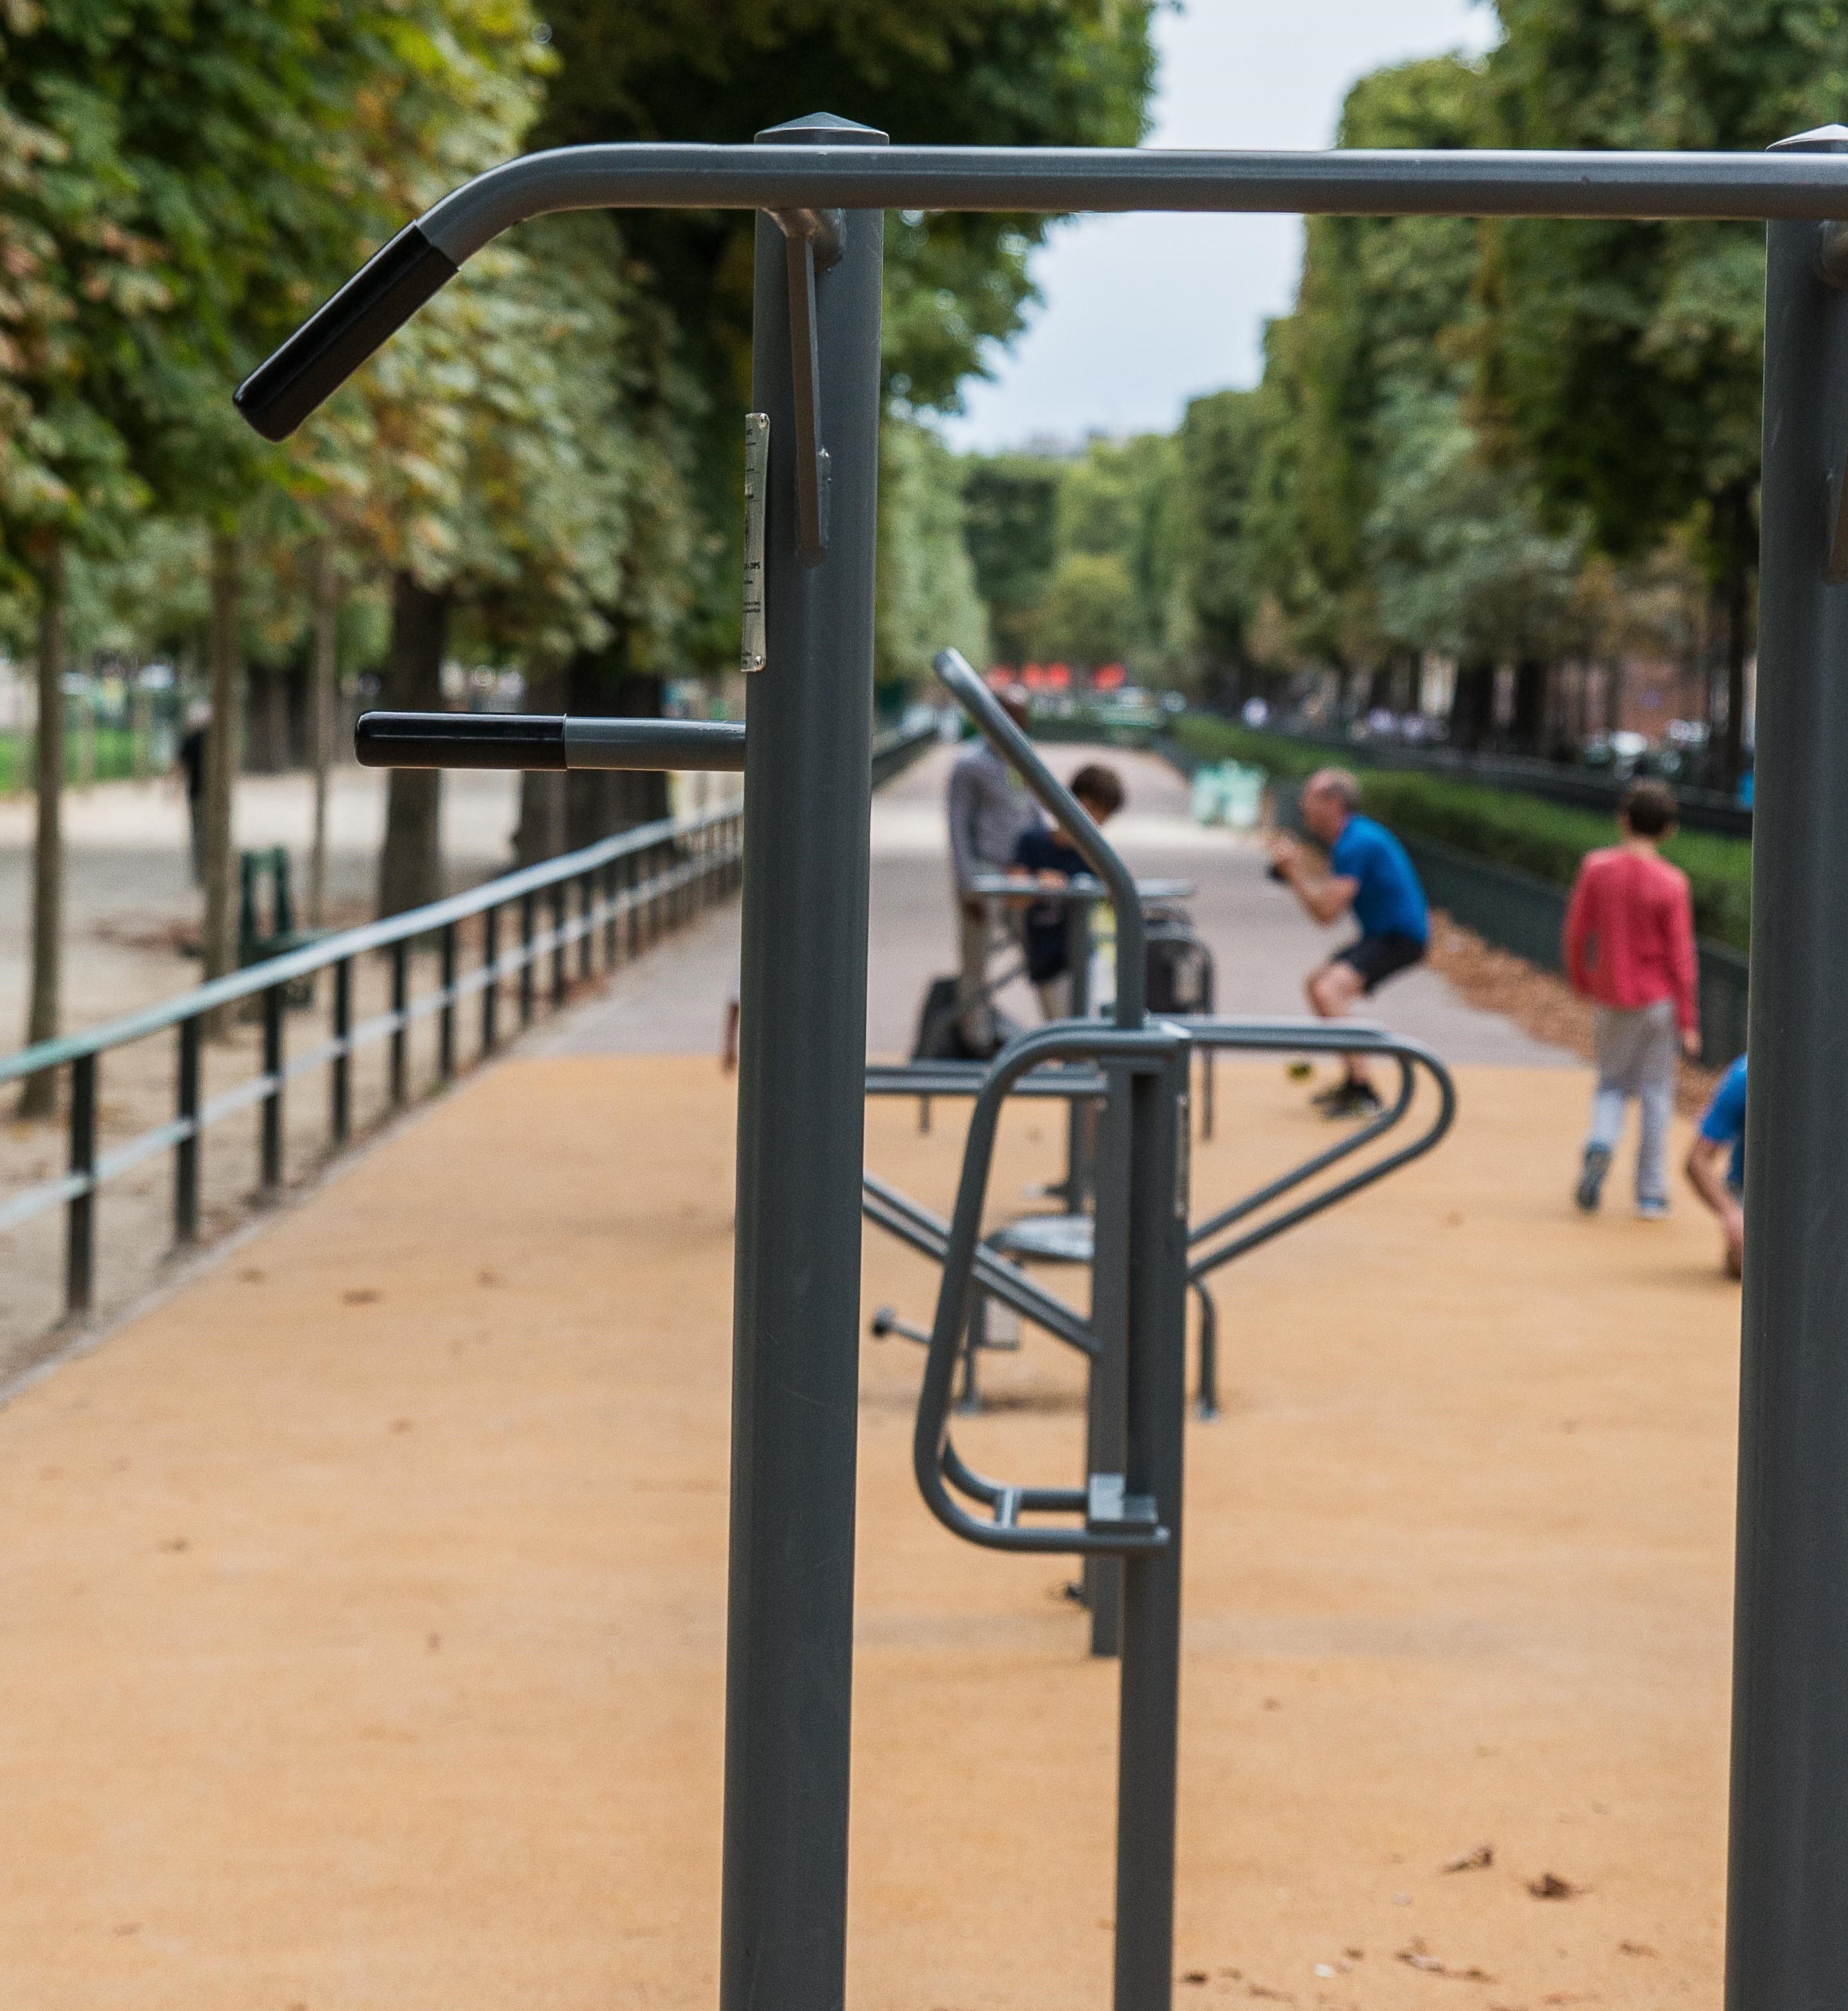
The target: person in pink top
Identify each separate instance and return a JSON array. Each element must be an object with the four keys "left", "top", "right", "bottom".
[{"left": 1563, "top": 778, "right": 1701, "bottom": 1219}]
